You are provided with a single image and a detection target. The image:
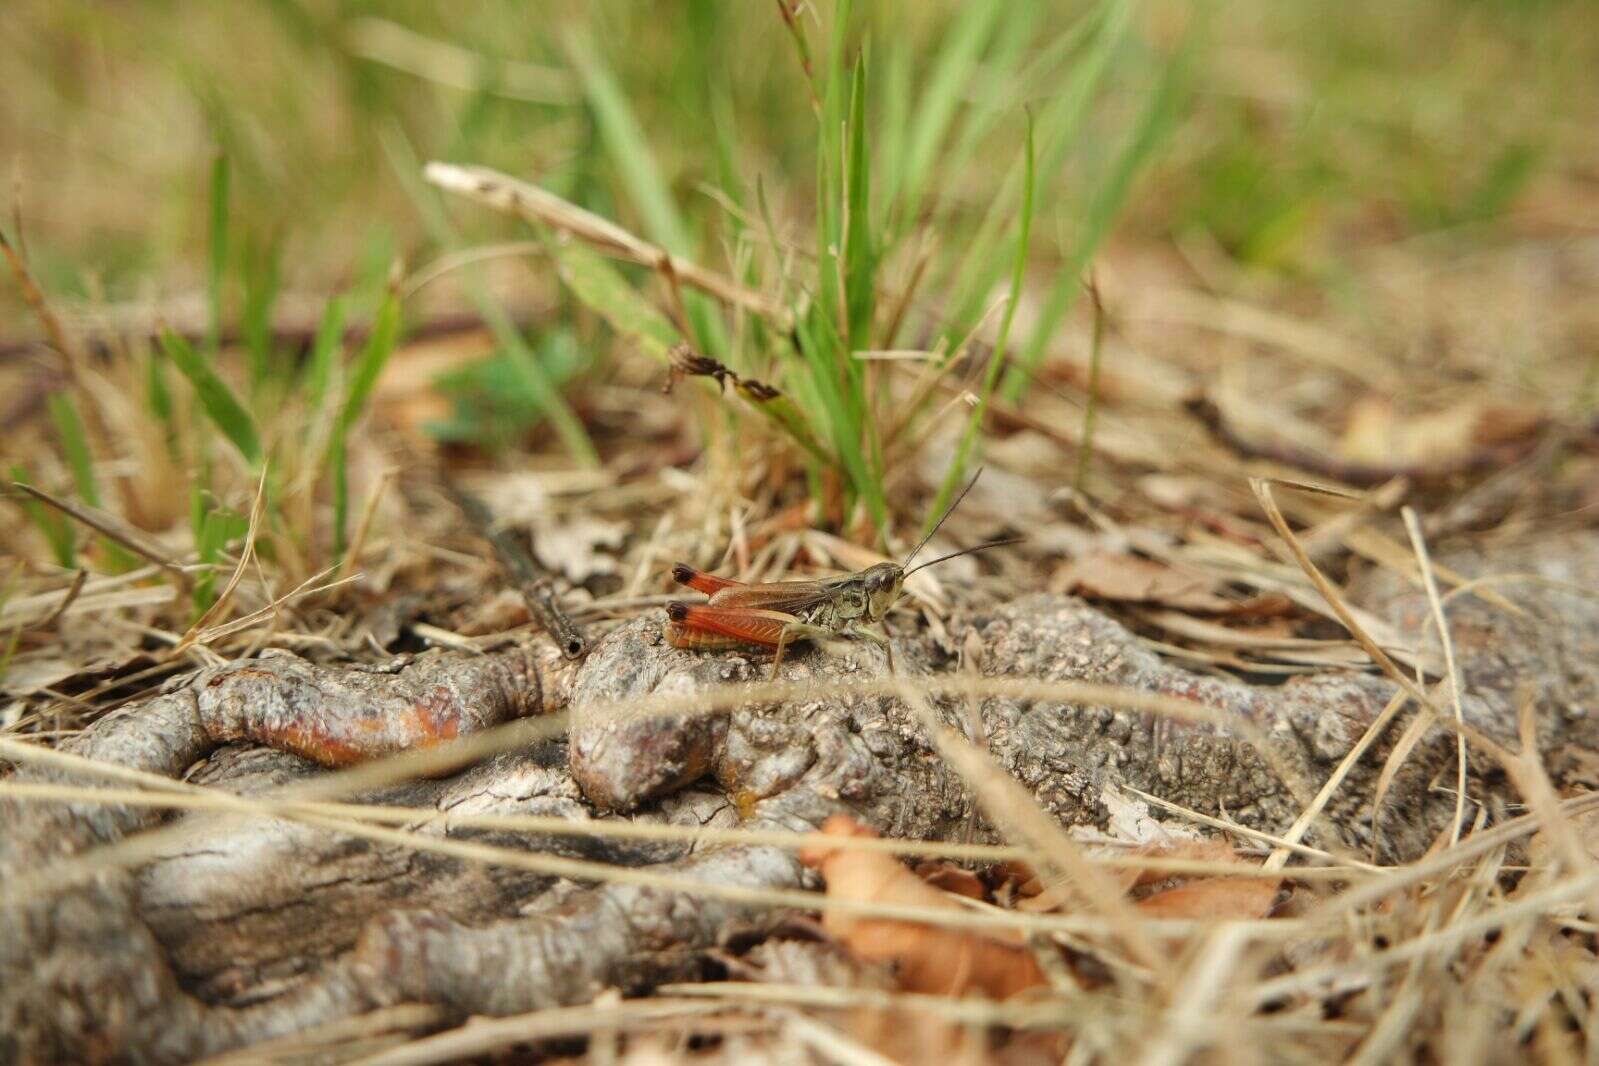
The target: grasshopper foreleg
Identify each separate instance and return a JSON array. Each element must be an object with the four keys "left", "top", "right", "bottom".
[{"left": 845, "top": 623, "right": 896, "bottom": 674}]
